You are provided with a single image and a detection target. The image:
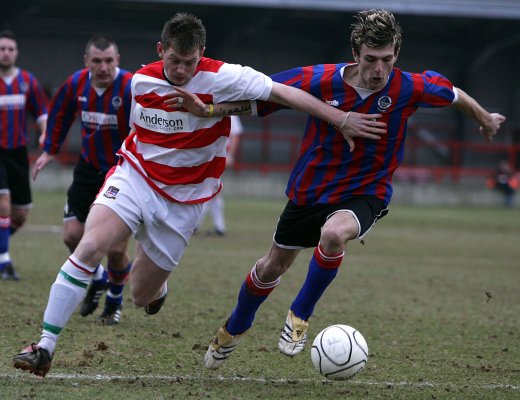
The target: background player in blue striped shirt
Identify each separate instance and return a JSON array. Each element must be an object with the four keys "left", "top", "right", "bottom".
[
  {"left": 0, "top": 30, "right": 48, "bottom": 281},
  {"left": 32, "top": 35, "right": 133, "bottom": 325},
  {"left": 184, "top": 9, "right": 506, "bottom": 369}
]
